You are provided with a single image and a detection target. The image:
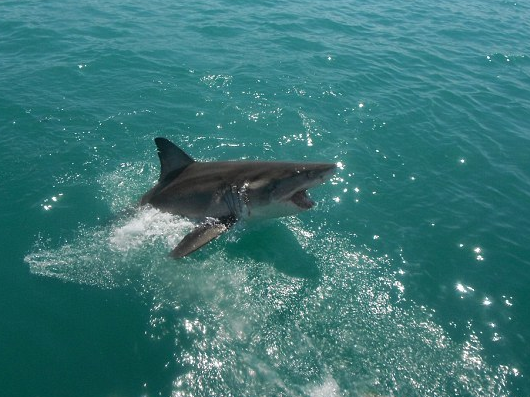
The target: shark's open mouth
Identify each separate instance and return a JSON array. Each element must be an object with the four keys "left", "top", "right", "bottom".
[{"left": 291, "top": 190, "right": 315, "bottom": 209}]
